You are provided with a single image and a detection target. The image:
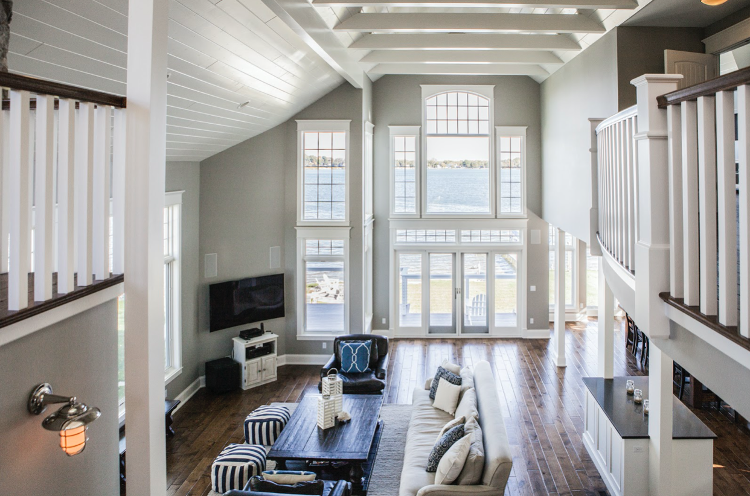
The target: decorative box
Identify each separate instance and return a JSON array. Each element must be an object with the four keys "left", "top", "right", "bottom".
[
  {"left": 321, "top": 369, "right": 344, "bottom": 414},
  {"left": 317, "top": 395, "right": 336, "bottom": 430}
]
